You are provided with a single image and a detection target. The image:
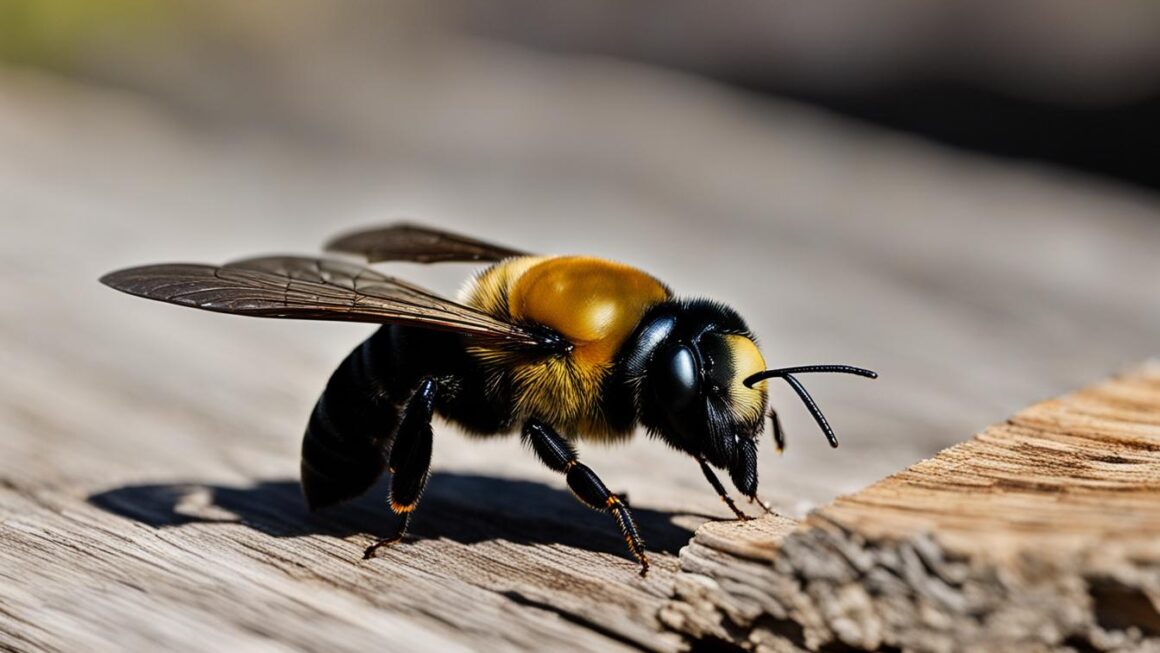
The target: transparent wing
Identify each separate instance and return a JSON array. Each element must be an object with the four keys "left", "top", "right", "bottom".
[
  {"left": 325, "top": 223, "right": 529, "bottom": 264},
  {"left": 100, "top": 255, "right": 544, "bottom": 345}
]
